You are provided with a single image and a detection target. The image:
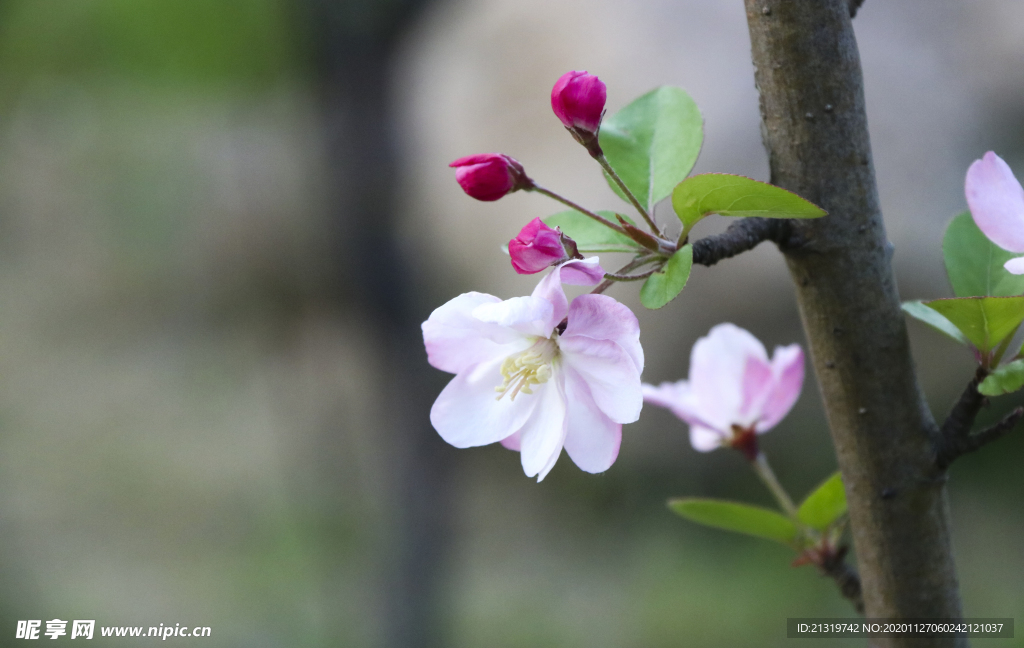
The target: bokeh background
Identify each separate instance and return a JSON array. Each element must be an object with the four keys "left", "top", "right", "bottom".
[{"left": 0, "top": 0, "right": 1021, "bottom": 646}]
